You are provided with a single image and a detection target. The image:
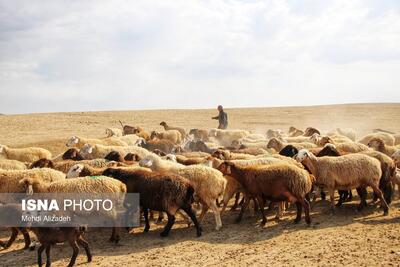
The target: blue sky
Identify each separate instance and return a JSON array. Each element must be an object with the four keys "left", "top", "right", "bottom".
[{"left": 0, "top": 0, "right": 399, "bottom": 114}]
